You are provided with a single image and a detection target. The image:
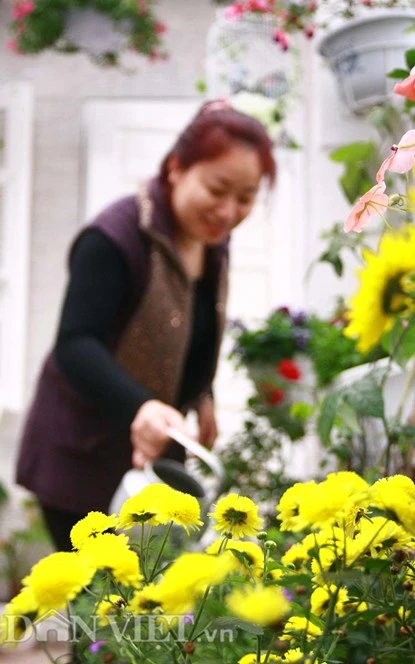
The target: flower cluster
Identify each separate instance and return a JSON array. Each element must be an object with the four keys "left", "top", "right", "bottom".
[
  {"left": 221, "top": 0, "right": 413, "bottom": 51},
  {"left": 7, "top": 0, "right": 167, "bottom": 67},
  {"left": 2, "top": 474, "right": 415, "bottom": 663},
  {"left": 229, "top": 306, "right": 382, "bottom": 440}
]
